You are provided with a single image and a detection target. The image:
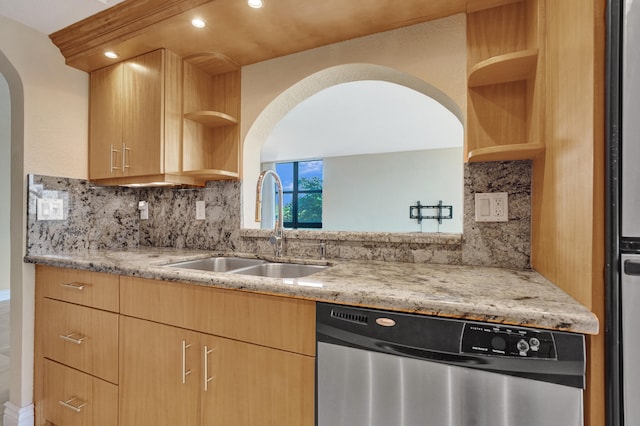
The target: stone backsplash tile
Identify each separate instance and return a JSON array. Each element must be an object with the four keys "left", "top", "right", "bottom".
[
  {"left": 27, "top": 175, "right": 140, "bottom": 254},
  {"left": 27, "top": 160, "right": 532, "bottom": 269},
  {"left": 462, "top": 161, "right": 532, "bottom": 269},
  {"left": 138, "top": 180, "right": 241, "bottom": 252}
]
